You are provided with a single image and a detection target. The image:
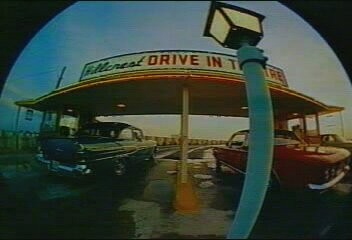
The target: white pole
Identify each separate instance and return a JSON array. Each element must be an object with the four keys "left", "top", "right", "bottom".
[
  {"left": 339, "top": 111, "right": 345, "bottom": 137},
  {"left": 180, "top": 85, "right": 189, "bottom": 183}
]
